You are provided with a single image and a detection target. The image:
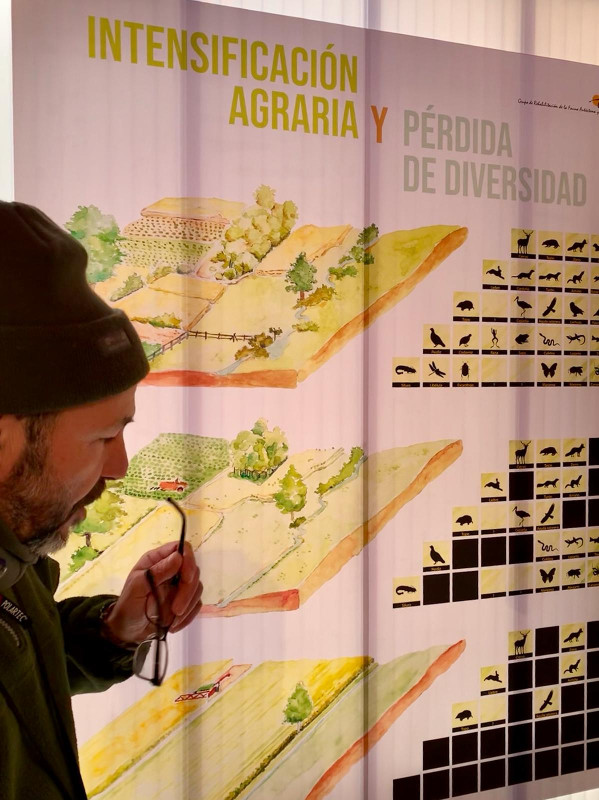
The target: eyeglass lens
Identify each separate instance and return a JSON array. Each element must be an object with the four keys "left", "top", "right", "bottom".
[{"left": 133, "top": 636, "right": 168, "bottom": 684}]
